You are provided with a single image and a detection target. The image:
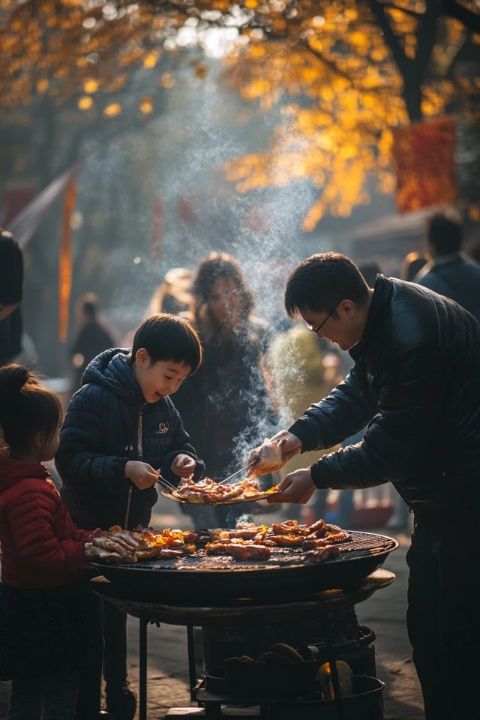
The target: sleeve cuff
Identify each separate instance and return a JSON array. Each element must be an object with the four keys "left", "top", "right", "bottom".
[
  {"left": 310, "top": 461, "right": 329, "bottom": 489},
  {"left": 288, "top": 420, "right": 319, "bottom": 453}
]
